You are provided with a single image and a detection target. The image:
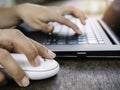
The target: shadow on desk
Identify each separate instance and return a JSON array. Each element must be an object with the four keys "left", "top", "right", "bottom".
[{"left": 1, "top": 58, "right": 120, "bottom": 90}]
